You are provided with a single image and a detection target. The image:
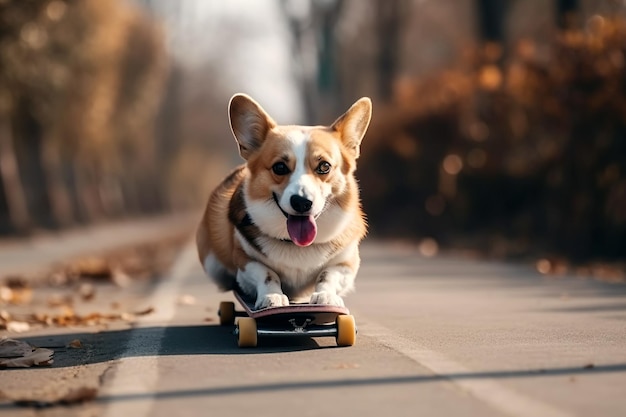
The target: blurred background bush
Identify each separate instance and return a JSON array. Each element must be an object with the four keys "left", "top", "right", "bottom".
[{"left": 0, "top": 0, "right": 624, "bottom": 263}]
